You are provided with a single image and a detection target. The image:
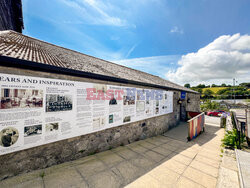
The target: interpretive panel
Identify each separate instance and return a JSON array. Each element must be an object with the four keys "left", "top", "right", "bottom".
[{"left": 0, "top": 73, "right": 173, "bottom": 155}]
